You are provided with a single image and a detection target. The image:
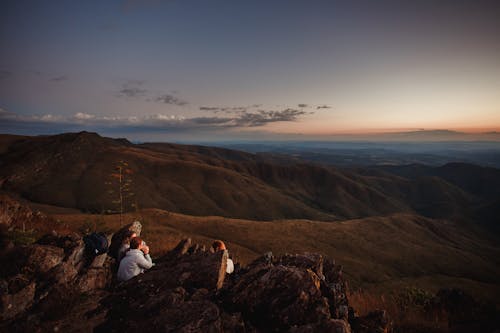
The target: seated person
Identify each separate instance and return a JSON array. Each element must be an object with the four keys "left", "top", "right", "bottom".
[
  {"left": 117, "top": 230, "right": 137, "bottom": 261},
  {"left": 117, "top": 236, "right": 153, "bottom": 282},
  {"left": 212, "top": 240, "right": 234, "bottom": 274}
]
